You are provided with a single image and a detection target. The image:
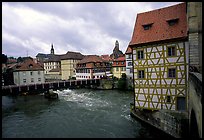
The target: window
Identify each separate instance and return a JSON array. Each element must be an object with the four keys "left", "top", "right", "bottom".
[
  {"left": 142, "top": 23, "right": 153, "bottom": 30},
  {"left": 168, "top": 46, "right": 176, "bottom": 56},
  {"left": 116, "top": 67, "right": 119, "bottom": 71},
  {"left": 38, "top": 78, "right": 41, "bottom": 82},
  {"left": 128, "top": 54, "right": 132, "bottom": 59},
  {"left": 30, "top": 71, "right": 33, "bottom": 76},
  {"left": 130, "top": 68, "right": 133, "bottom": 73},
  {"left": 23, "top": 72, "right": 26, "bottom": 76},
  {"left": 128, "top": 62, "right": 132, "bottom": 66},
  {"left": 121, "top": 62, "right": 124, "bottom": 65},
  {"left": 167, "top": 96, "right": 171, "bottom": 103},
  {"left": 138, "top": 70, "right": 145, "bottom": 79},
  {"left": 31, "top": 78, "right": 34, "bottom": 82},
  {"left": 116, "top": 62, "right": 119, "bottom": 65},
  {"left": 137, "top": 50, "right": 144, "bottom": 59},
  {"left": 38, "top": 71, "right": 41, "bottom": 75},
  {"left": 168, "top": 68, "right": 176, "bottom": 78},
  {"left": 167, "top": 18, "right": 179, "bottom": 26},
  {"left": 23, "top": 79, "right": 26, "bottom": 83}
]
